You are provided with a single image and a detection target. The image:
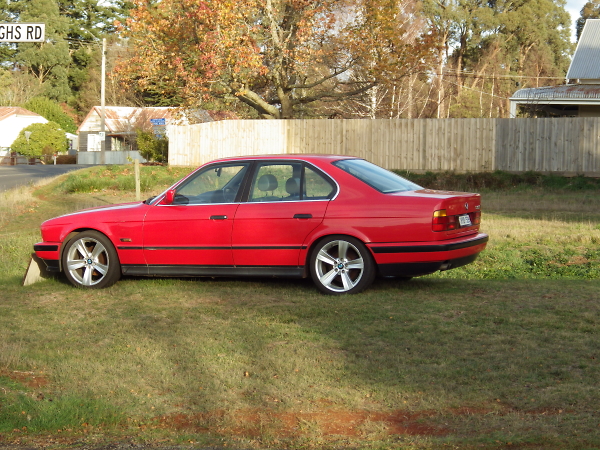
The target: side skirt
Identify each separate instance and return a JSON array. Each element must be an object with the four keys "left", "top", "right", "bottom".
[{"left": 122, "top": 265, "right": 305, "bottom": 278}]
